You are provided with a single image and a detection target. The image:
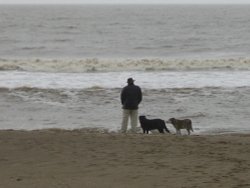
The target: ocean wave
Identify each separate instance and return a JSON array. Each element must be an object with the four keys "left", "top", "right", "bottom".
[
  {"left": 178, "top": 112, "right": 207, "bottom": 119},
  {"left": 0, "top": 86, "right": 113, "bottom": 94},
  {"left": 21, "top": 46, "right": 46, "bottom": 50},
  {"left": 1, "top": 87, "right": 72, "bottom": 105},
  {"left": 0, "top": 86, "right": 66, "bottom": 95},
  {"left": 1, "top": 86, "right": 248, "bottom": 95},
  {"left": 1, "top": 58, "right": 250, "bottom": 73},
  {"left": 0, "top": 64, "right": 24, "bottom": 71},
  {"left": 53, "top": 39, "right": 72, "bottom": 42}
]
